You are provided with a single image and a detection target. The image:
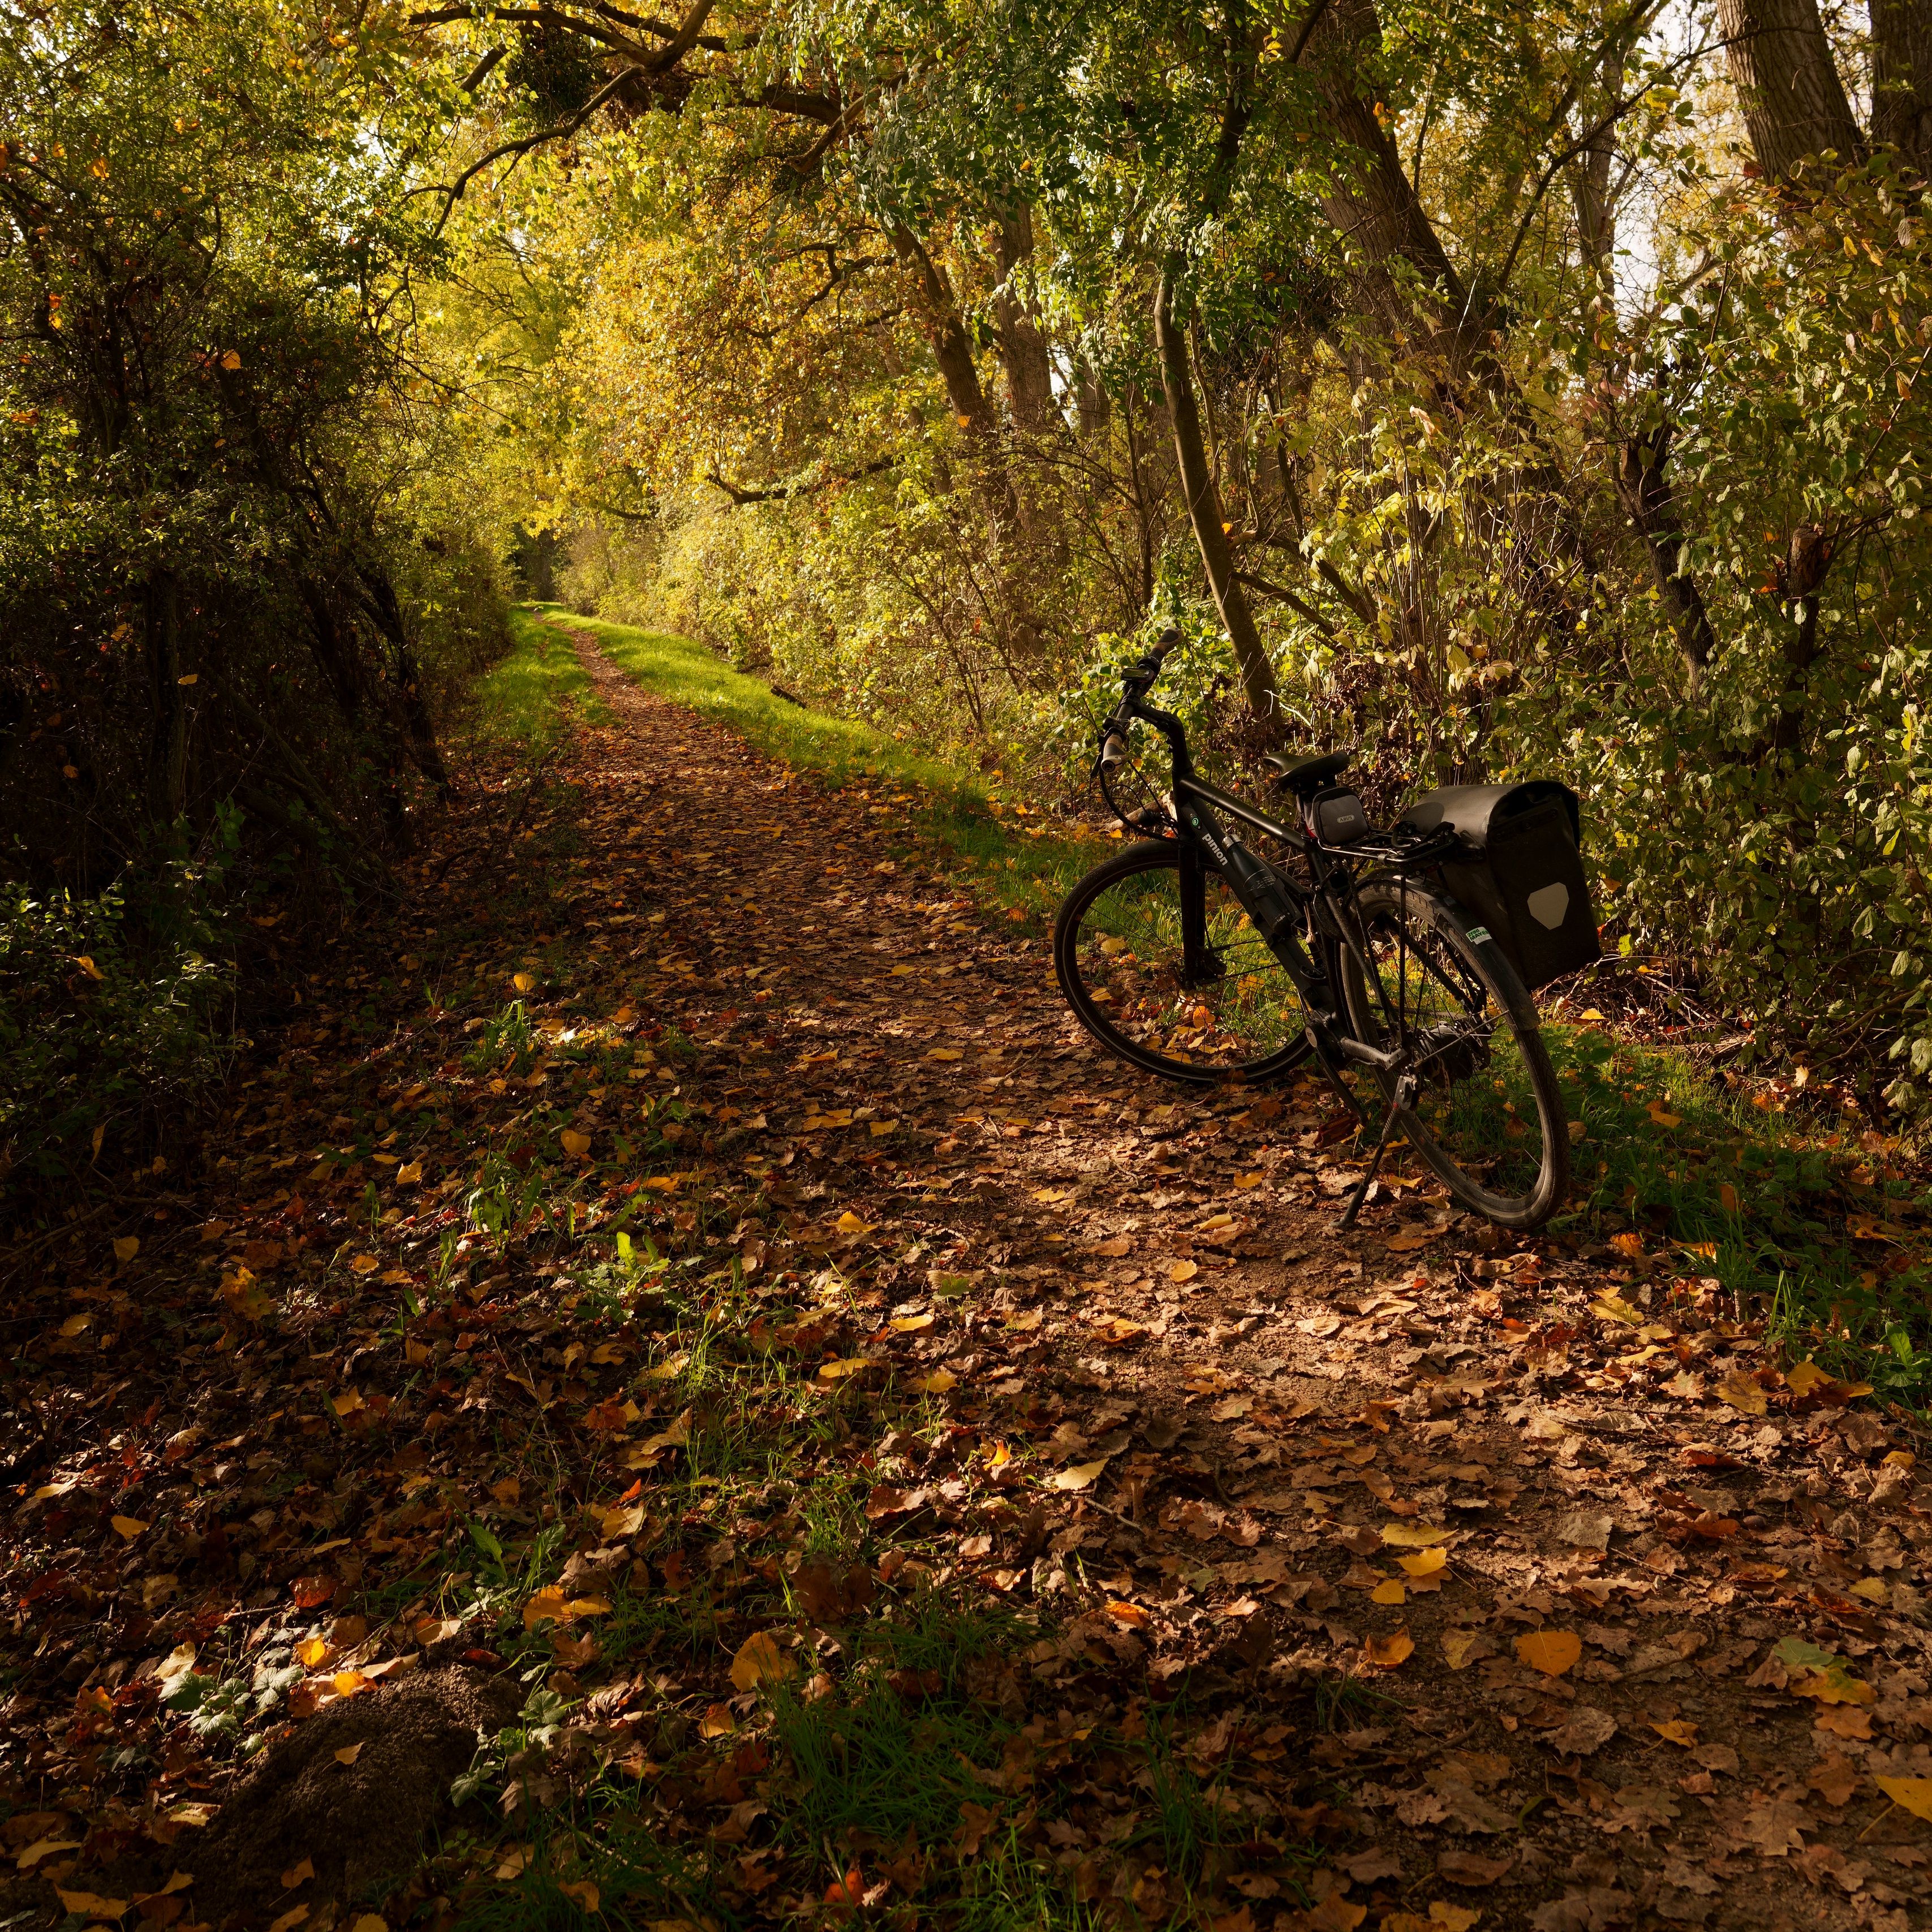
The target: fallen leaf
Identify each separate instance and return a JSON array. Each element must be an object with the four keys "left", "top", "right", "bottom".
[
  {"left": 560, "top": 1129, "right": 592, "bottom": 1160},
  {"left": 1589, "top": 1293, "right": 1643, "bottom": 1324},
  {"left": 334, "top": 1744, "right": 364, "bottom": 1765},
  {"left": 834, "top": 1211, "right": 874, "bottom": 1236},
  {"left": 1650, "top": 1719, "right": 1698, "bottom": 1746},
  {"left": 1371, "top": 1580, "right": 1406, "bottom": 1605},
  {"left": 557, "top": 1880, "right": 600, "bottom": 1914},
  {"left": 926, "top": 1048, "right": 962, "bottom": 1061},
  {"left": 1436, "top": 1851, "right": 1513, "bottom": 1887},
  {"left": 281, "top": 1860, "right": 314, "bottom": 1890},
  {"left": 110, "top": 1514, "right": 148, "bottom": 1539},
  {"left": 1364, "top": 1631, "right": 1414, "bottom": 1668},
  {"left": 16, "top": 1839, "right": 84, "bottom": 1869},
  {"left": 348, "top": 1255, "right": 380, "bottom": 1276},
  {"left": 1514, "top": 1629, "right": 1582, "bottom": 1677},
  {"left": 113, "top": 1236, "right": 140, "bottom": 1264},
  {"left": 351, "top": 1919, "right": 387, "bottom": 1932},
  {"left": 1048, "top": 1460, "right": 1109, "bottom": 1492},
  {"left": 1877, "top": 1777, "right": 1932, "bottom": 1823},
  {"left": 1106, "top": 1600, "right": 1151, "bottom": 1628},
  {"left": 1547, "top": 1706, "right": 1618, "bottom": 1756},
  {"left": 730, "top": 1631, "right": 797, "bottom": 1692},
  {"left": 1716, "top": 1371, "right": 1769, "bottom": 1416},
  {"left": 1168, "top": 1260, "right": 1198, "bottom": 1283},
  {"left": 1382, "top": 1523, "right": 1452, "bottom": 1548},
  {"left": 700, "top": 1703, "right": 736, "bottom": 1739},
  {"left": 1399, "top": 1547, "right": 1448, "bottom": 1580},
  {"left": 270, "top": 1909, "right": 309, "bottom": 1932},
  {"left": 59, "top": 1891, "right": 131, "bottom": 1920},
  {"left": 914, "top": 1370, "right": 958, "bottom": 1394},
  {"left": 1783, "top": 1359, "right": 1831, "bottom": 1397}
]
